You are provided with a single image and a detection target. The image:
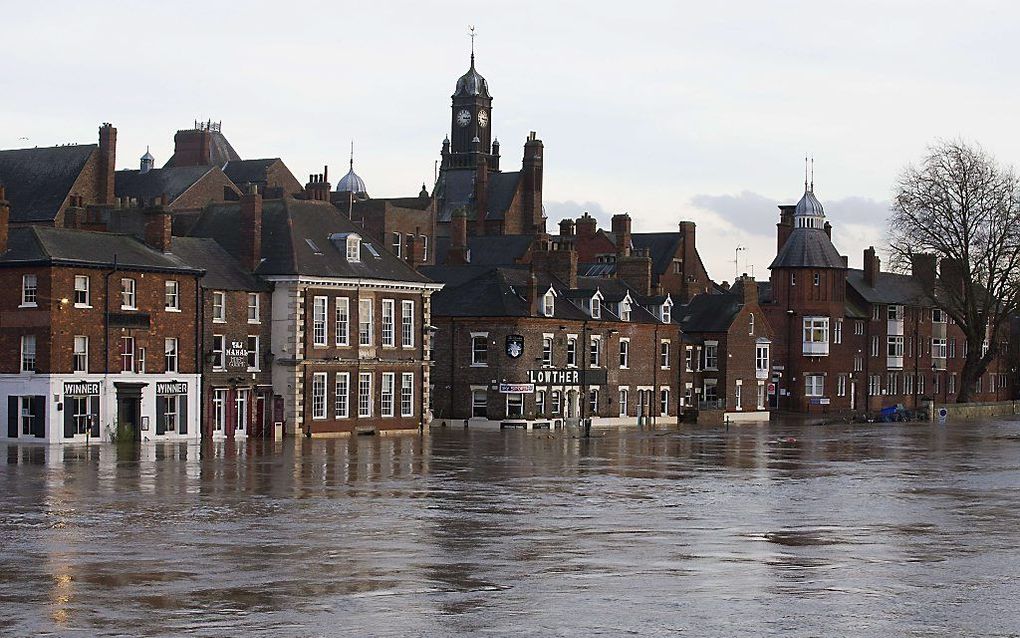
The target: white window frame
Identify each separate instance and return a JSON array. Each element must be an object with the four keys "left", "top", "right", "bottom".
[
  {"left": 335, "top": 297, "right": 350, "bottom": 346},
  {"left": 165, "top": 280, "right": 180, "bottom": 311},
  {"left": 619, "top": 338, "right": 630, "bottom": 369},
  {"left": 589, "top": 335, "right": 602, "bottom": 368},
  {"left": 121, "top": 336, "right": 134, "bottom": 373},
  {"left": 359, "top": 299, "right": 373, "bottom": 346},
  {"left": 73, "top": 335, "right": 88, "bottom": 373},
  {"left": 311, "top": 372, "right": 327, "bottom": 420},
  {"left": 543, "top": 291, "right": 555, "bottom": 317},
  {"left": 471, "top": 332, "right": 489, "bottom": 366},
  {"left": 358, "top": 372, "right": 372, "bottom": 417},
  {"left": 704, "top": 341, "right": 718, "bottom": 371},
  {"left": 20, "top": 335, "right": 36, "bottom": 372},
  {"left": 401, "top": 372, "right": 414, "bottom": 417},
  {"left": 212, "top": 291, "right": 226, "bottom": 322},
  {"left": 805, "top": 374, "right": 824, "bottom": 397},
  {"left": 335, "top": 372, "right": 350, "bottom": 418},
  {"left": 471, "top": 388, "right": 488, "bottom": 417},
  {"left": 347, "top": 236, "right": 361, "bottom": 262},
  {"left": 566, "top": 336, "right": 577, "bottom": 368},
  {"left": 164, "top": 337, "right": 179, "bottom": 373},
  {"left": 312, "top": 296, "right": 328, "bottom": 346},
  {"left": 247, "top": 335, "right": 260, "bottom": 371},
  {"left": 618, "top": 388, "right": 629, "bottom": 417},
  {"left": 401, "top": 300, "right": 415, "bottom": 348},
  {"left": 212, "top": 335, "right": 225, "bottom": 370},
  {"left": 381, "top": 299, "right": 395, "bottom": 347},
  {"left": 543, "top": 335, "right": 554, "bottom": 367},
  {"left": 121, "top": 277, "right": 137, "bottom": 310},
  {"left": 381, "top": 372, "right": 395, "bottom": 417},
  {"left": 247, "top": 293, "right": 260, "bottom": 323},
  {"left": 660, "top": 340, "right": 671, "bottom": 369},
  {"left": 21, "top": 274, "right": 39, "bottom": 307},
  {"left": 74, "top": 275, "right": 91, "bottom": 307}
]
